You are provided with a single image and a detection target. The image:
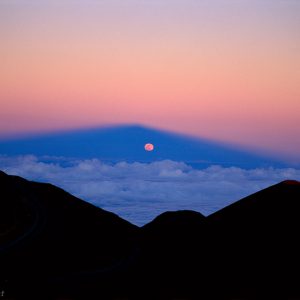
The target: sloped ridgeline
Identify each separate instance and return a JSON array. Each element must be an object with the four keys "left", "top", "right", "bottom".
[
  {"left": 0, "top": 170, "right": 139, "bottom": 298},
  {"left": 0, "top": 170, "right": 300, "bottom": 299}
]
